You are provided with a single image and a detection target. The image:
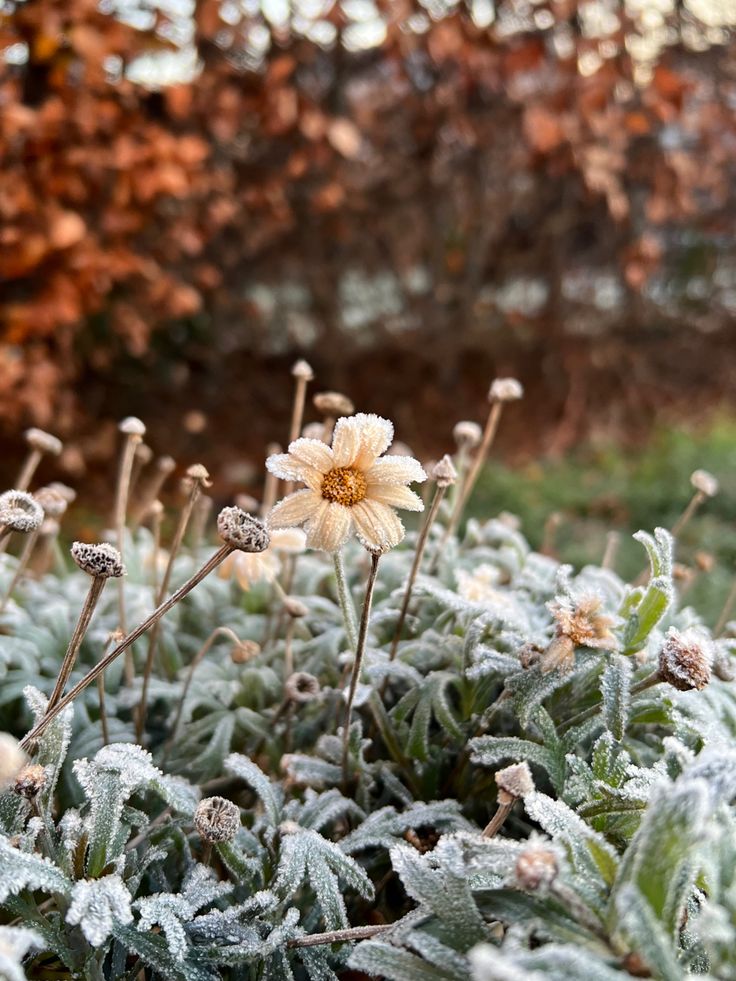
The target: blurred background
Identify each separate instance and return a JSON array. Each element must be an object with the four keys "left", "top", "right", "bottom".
[{"left": 2, "top": 0, "right": 736, "bottom": 611}]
